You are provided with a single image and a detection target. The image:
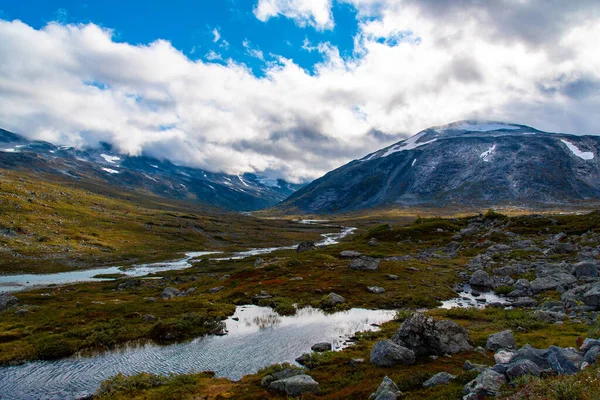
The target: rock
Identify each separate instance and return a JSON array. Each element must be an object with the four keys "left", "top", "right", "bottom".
[
  {"left": 511, "top": 297, "right": 538, "bottom": 307},
  {"left": 386, "top": 274, "right": 399, "bottom": 280},
  {"left": 0, "top": 293, "right": 19, "bottom": 312},
  {"left": 269, "top": 374, "right": 319, "bottom": 396},
  {"left": 463, "top": 360, "right": 488, "bottom": 372},
  {"left": 143, "top": 314, "right": 157, "bottom": 322},
  {"left": 486, "top": 330, "right": 516, "bottom": 352},
  {"left": 321, "top": 292, "right": 345, "bottom": 307},
  {"left": 349, "top": 358, "right": 364, "bottom": 366},
  {"left": 368, "top": 238, "right": 380, "bottom": 247},
  {"left": 463, "top": 369, "right": 507, "bottom": 398},
  {"left": 208, "top": 286, "right": 224, "bottom": 294},
  {"left": 144, "top": 297, "right": 156, "bottom": 303},
  {"left": 494, "top": 350, "right": 516, "bottom": 364},
  {"left": 581, "top": 338, "right": 600, "bottom": 352},
  {"left": 562, "top": 284, "right": 594, "bottom": 308},
  {"left": 184, "top": 287, "right": 196, "bottom": 295},
  {"left": 311, "top": 342, "right": 332, "bottom": 352},
  {"left": 392, "top": 312, "right": 473, "bottom": 357},
  {"left": 295, "top": 353, "right": 310, "bottom": 366},
  {"left": 253, "top": 290, "right": 273, "bottom": 301},
  {"left": 583, "top": 283, "right": 600, "bottom": 307},
  {"left": 368, "top": 286, "right": 386, "bottom": 294},
  {"left": 547, "top": 346, "right": 582, "bottom": 375},
  {"left": 117, "top": 279, "right": 141, "bottom": 290},
  {"left": 369, "top": 376, "right": 401, "bottom": 400},
  {"left": 423, "top": 372, "right": 456, "bottom": 388},
  {"left": 296, "top": 241, "right": 316, "bottom": 253},
  {"left": 530, "top": 273, "right": 577, "bottom": 293},
  {"left": 534, "top": 309, "right": 566, "bottom": 323},
  {"left": 505, "top": 359, "right": 542, "bottom": 381},
  {"left": 551, "top": 242, "right": 578, "bottom": 254},
  {"left": 514, "top": 279, "right": 531, "bottom": 291},
  {"left": 572, "top": 261, "right": 598, "bottom": 278},
  {"left": 349, "top": 256, "right": 380, "bottom": 271},
  {"left": 160, "top": 287, "right": 181, "bottom": 299},
  {"left": 584, "top": 346, "right": 600, "bottom": 364},
  {"left": 370, "top": 340, "right": 415, "bottom": 367},
  {"left": 340, "top": 250, "right": 362, "bottom": 258},
  {"left": 261, "top": 368, "right": 304, "bottom": 387},
  {"left": 469, "top": 270, "right": 493, "bottom": 288},
  {"left": 254, "top": 258, "right": 264, "bottom": 267}
]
